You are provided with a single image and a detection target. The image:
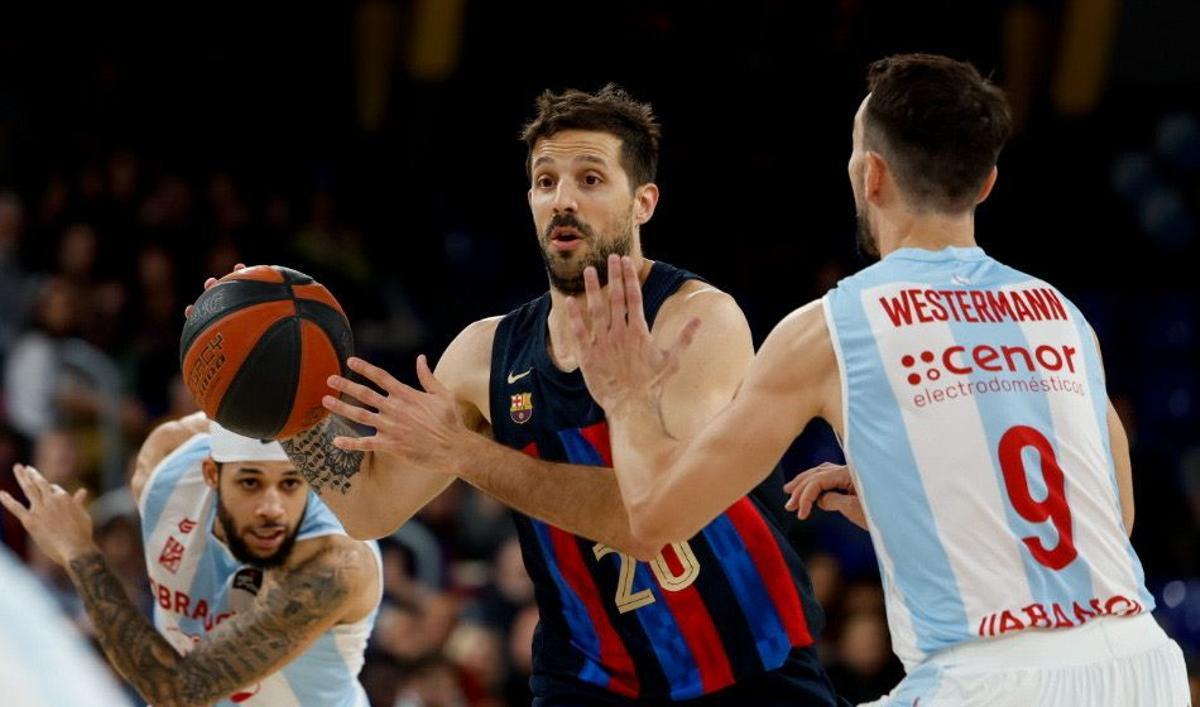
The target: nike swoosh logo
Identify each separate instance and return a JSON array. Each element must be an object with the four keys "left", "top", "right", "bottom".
[{"left": 507, "top": 369, "right": 532, "bottom": 384}]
